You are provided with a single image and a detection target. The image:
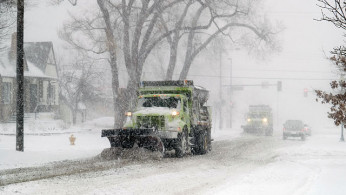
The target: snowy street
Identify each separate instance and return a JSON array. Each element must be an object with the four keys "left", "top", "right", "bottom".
[
  {"left": 1, "top": 127, "right": 346, "bottom": 195},
  {"left": 1, "top": 0, "right": 346, "bottom": 194}
]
